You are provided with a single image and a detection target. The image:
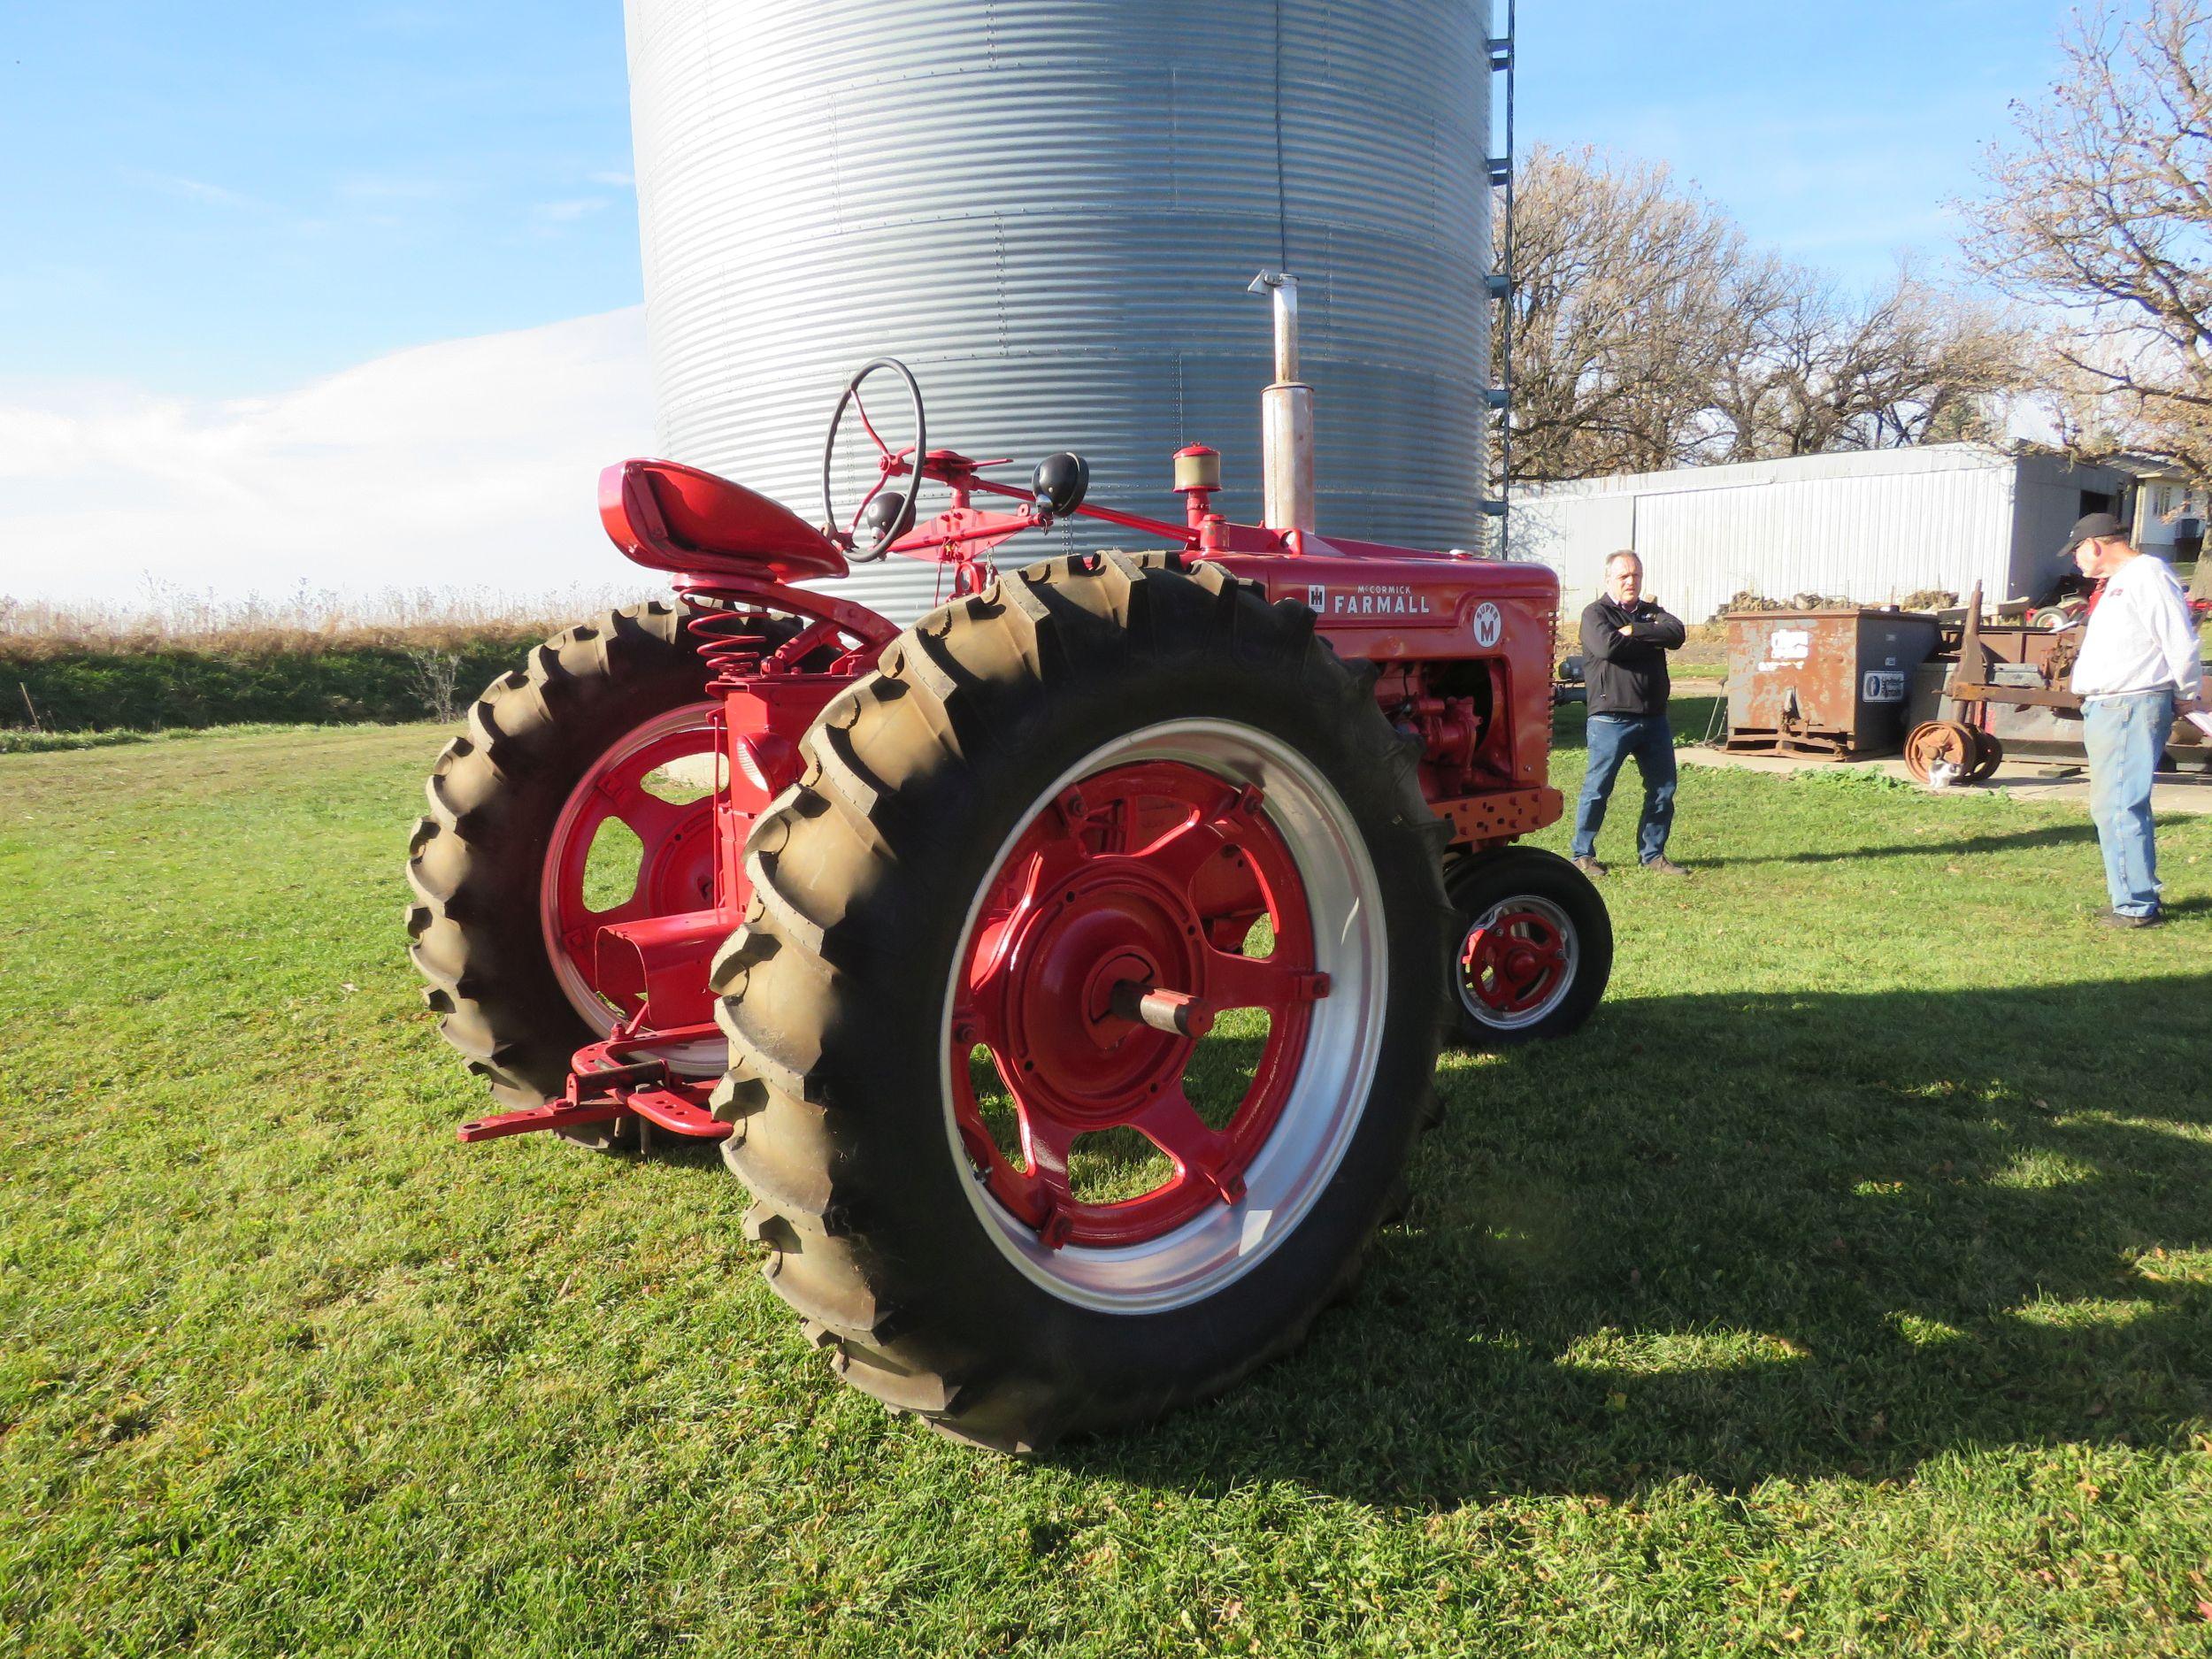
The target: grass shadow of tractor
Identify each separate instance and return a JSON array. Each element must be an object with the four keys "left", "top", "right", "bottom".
[
  {"left": 1693, "top": 819, "right": 2107, "bottom": 869},
  {"left": 1060, "top": 972, "right": 2212, "bottom": 1509}
]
